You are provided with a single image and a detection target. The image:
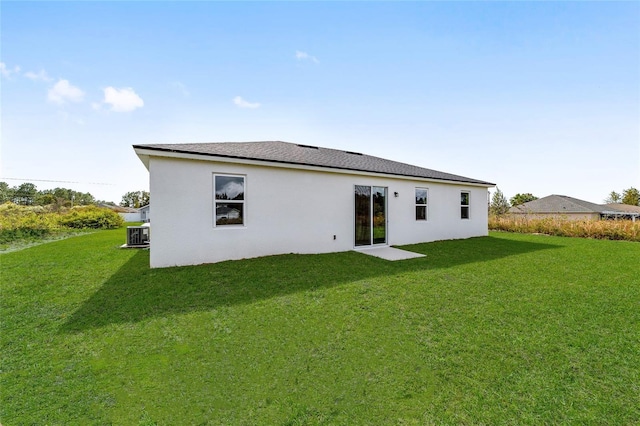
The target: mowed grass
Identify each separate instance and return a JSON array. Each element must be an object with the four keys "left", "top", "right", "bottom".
[{"left": 2, "top": 229, "right": 639, "bottom": 425}]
